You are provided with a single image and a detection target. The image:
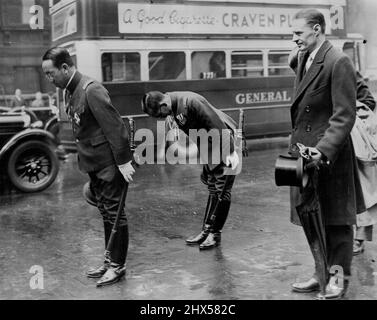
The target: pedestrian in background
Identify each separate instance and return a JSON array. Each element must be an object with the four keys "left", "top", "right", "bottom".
[
  {"left": 42, "top": 47, "right": 135, "bottom": 287},
  {"left": 31, "top": 91, "right": 45, "bottom": 108},
  {"left": 351, "top": 72, "right": 377, "bottom": 255},
  {"left": 10, "top": 88, "right": 26, "bottom": 108}
]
